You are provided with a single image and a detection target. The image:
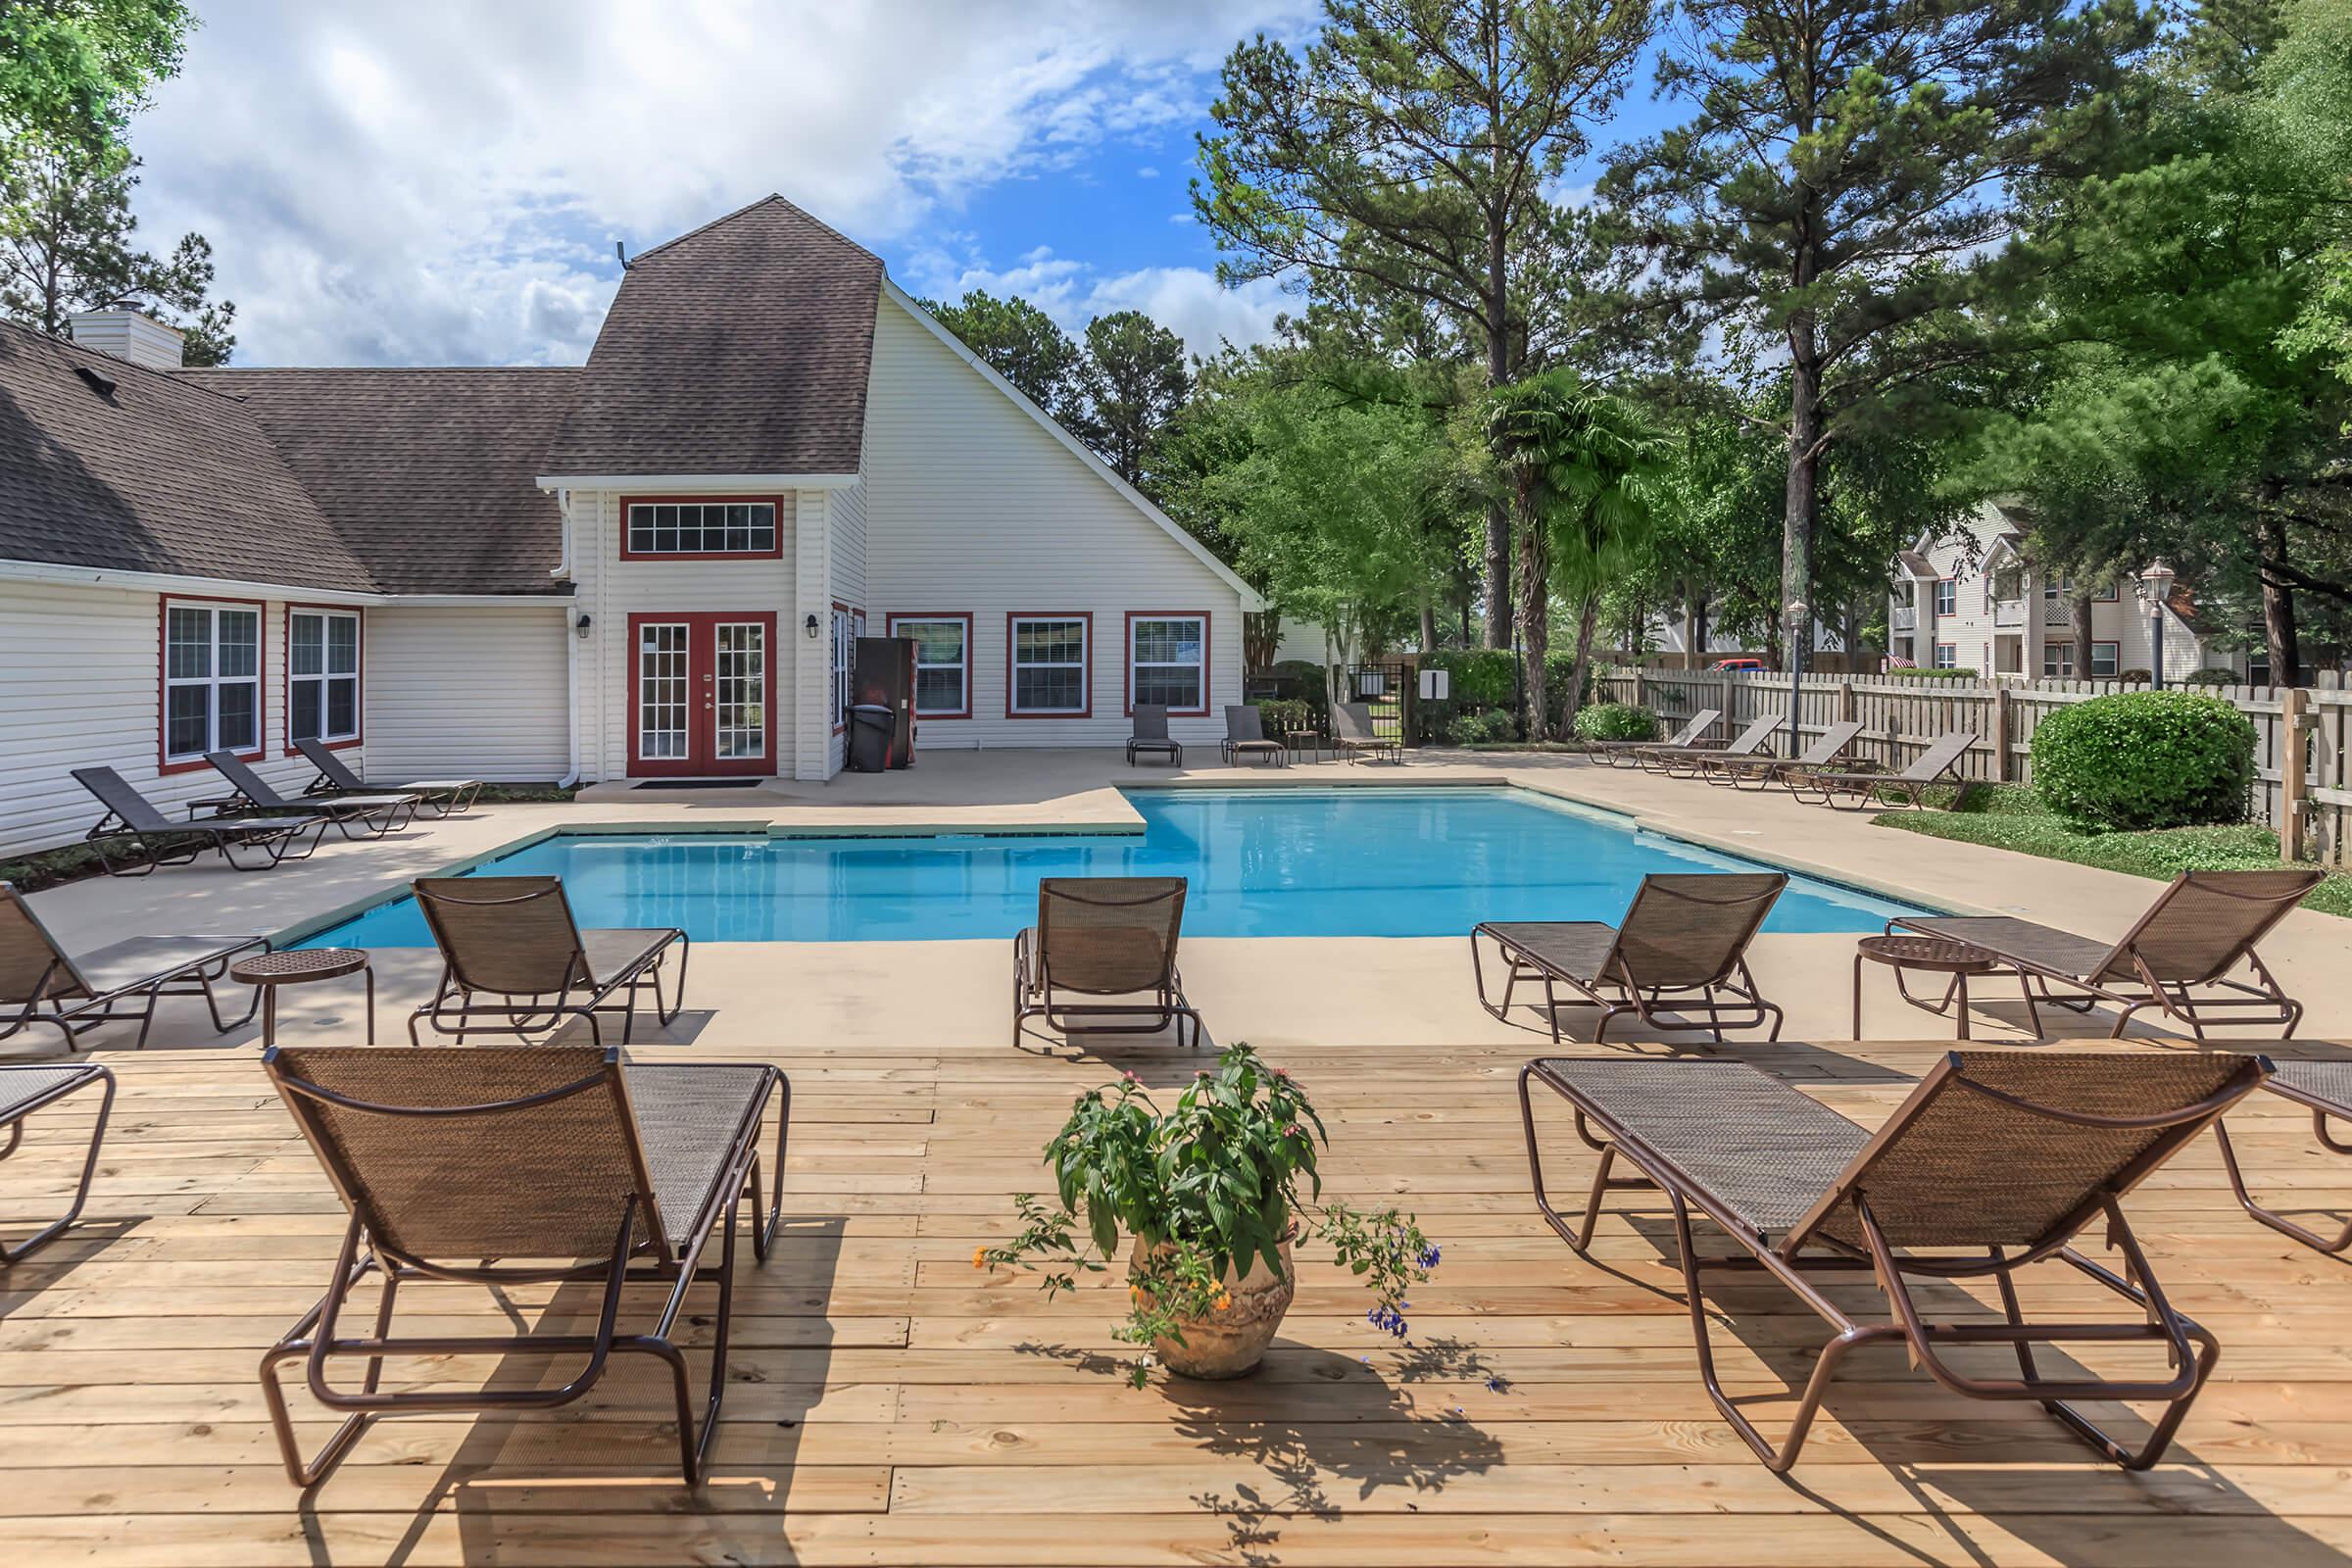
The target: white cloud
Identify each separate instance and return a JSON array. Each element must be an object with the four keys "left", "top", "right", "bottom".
[
  {"left": 130, "top": 0, "right": 1315, "bottom": 366},
  {"left": 906, "top": 243, "right": 1289, "bottom": 361}
]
